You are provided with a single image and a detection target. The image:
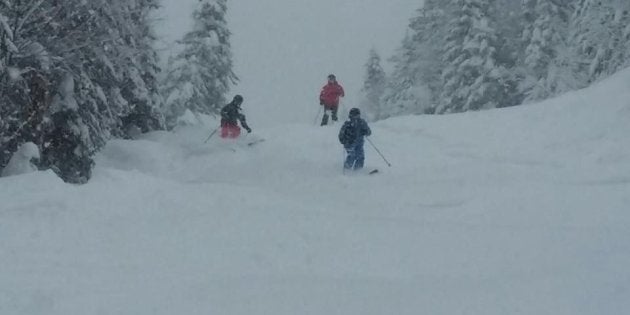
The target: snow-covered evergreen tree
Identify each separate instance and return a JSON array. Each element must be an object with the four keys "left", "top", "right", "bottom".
[
  {"left": 410, "top": 0, "right": 453, "bottom": 109},
  {"left": 519, "top": 0, "right": 577, "bottom": 102},
  {"left": 1, "top": 0, "right": 165, "bottom": 183},
  {"left": 1, "top": 0, "right": 57, "bottom": 174},
  {"left": 570, "top": 0, "right": 630, "bottom": 83},
  {"left": 40, "top": 73, "right": 95, "bottom": 183},
  {"left": 162, "top": 0, "right": 237, "bottom": 129},
  {"left": 493, "top": 0, "right": 522, "bottom": 67},
  {"left": 361, "top": 49, "right": 386, "bottom": 121},
  {"left": 437, "top": 0, "right": 514, "bottom": 114},
  {"left": 606, "top": 1, "right": 630, "bottom": 72},
  {"left": 623, "top": 4, "right": 630, "bottom": 65},
  {"left": 35, "top": 1, "right": 124, "bottom": 182},
  {"left": 381, "top": 1, "right": 451, "bottom": 118},
  {"left": 381, "top": 33, "right": 424, "bottom": 118},
  {"left": 119, "top": 0, "right": 165, "bottom": 136}
]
